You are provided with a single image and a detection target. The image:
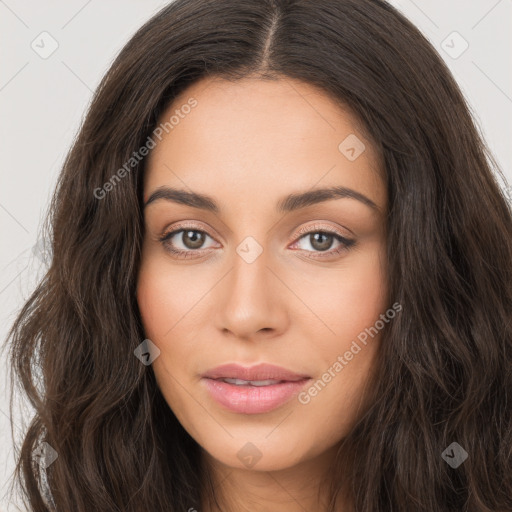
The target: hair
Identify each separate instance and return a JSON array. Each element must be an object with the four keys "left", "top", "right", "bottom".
[{"left": 3, "top": 0, "right": 512, "bottom": 510}]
